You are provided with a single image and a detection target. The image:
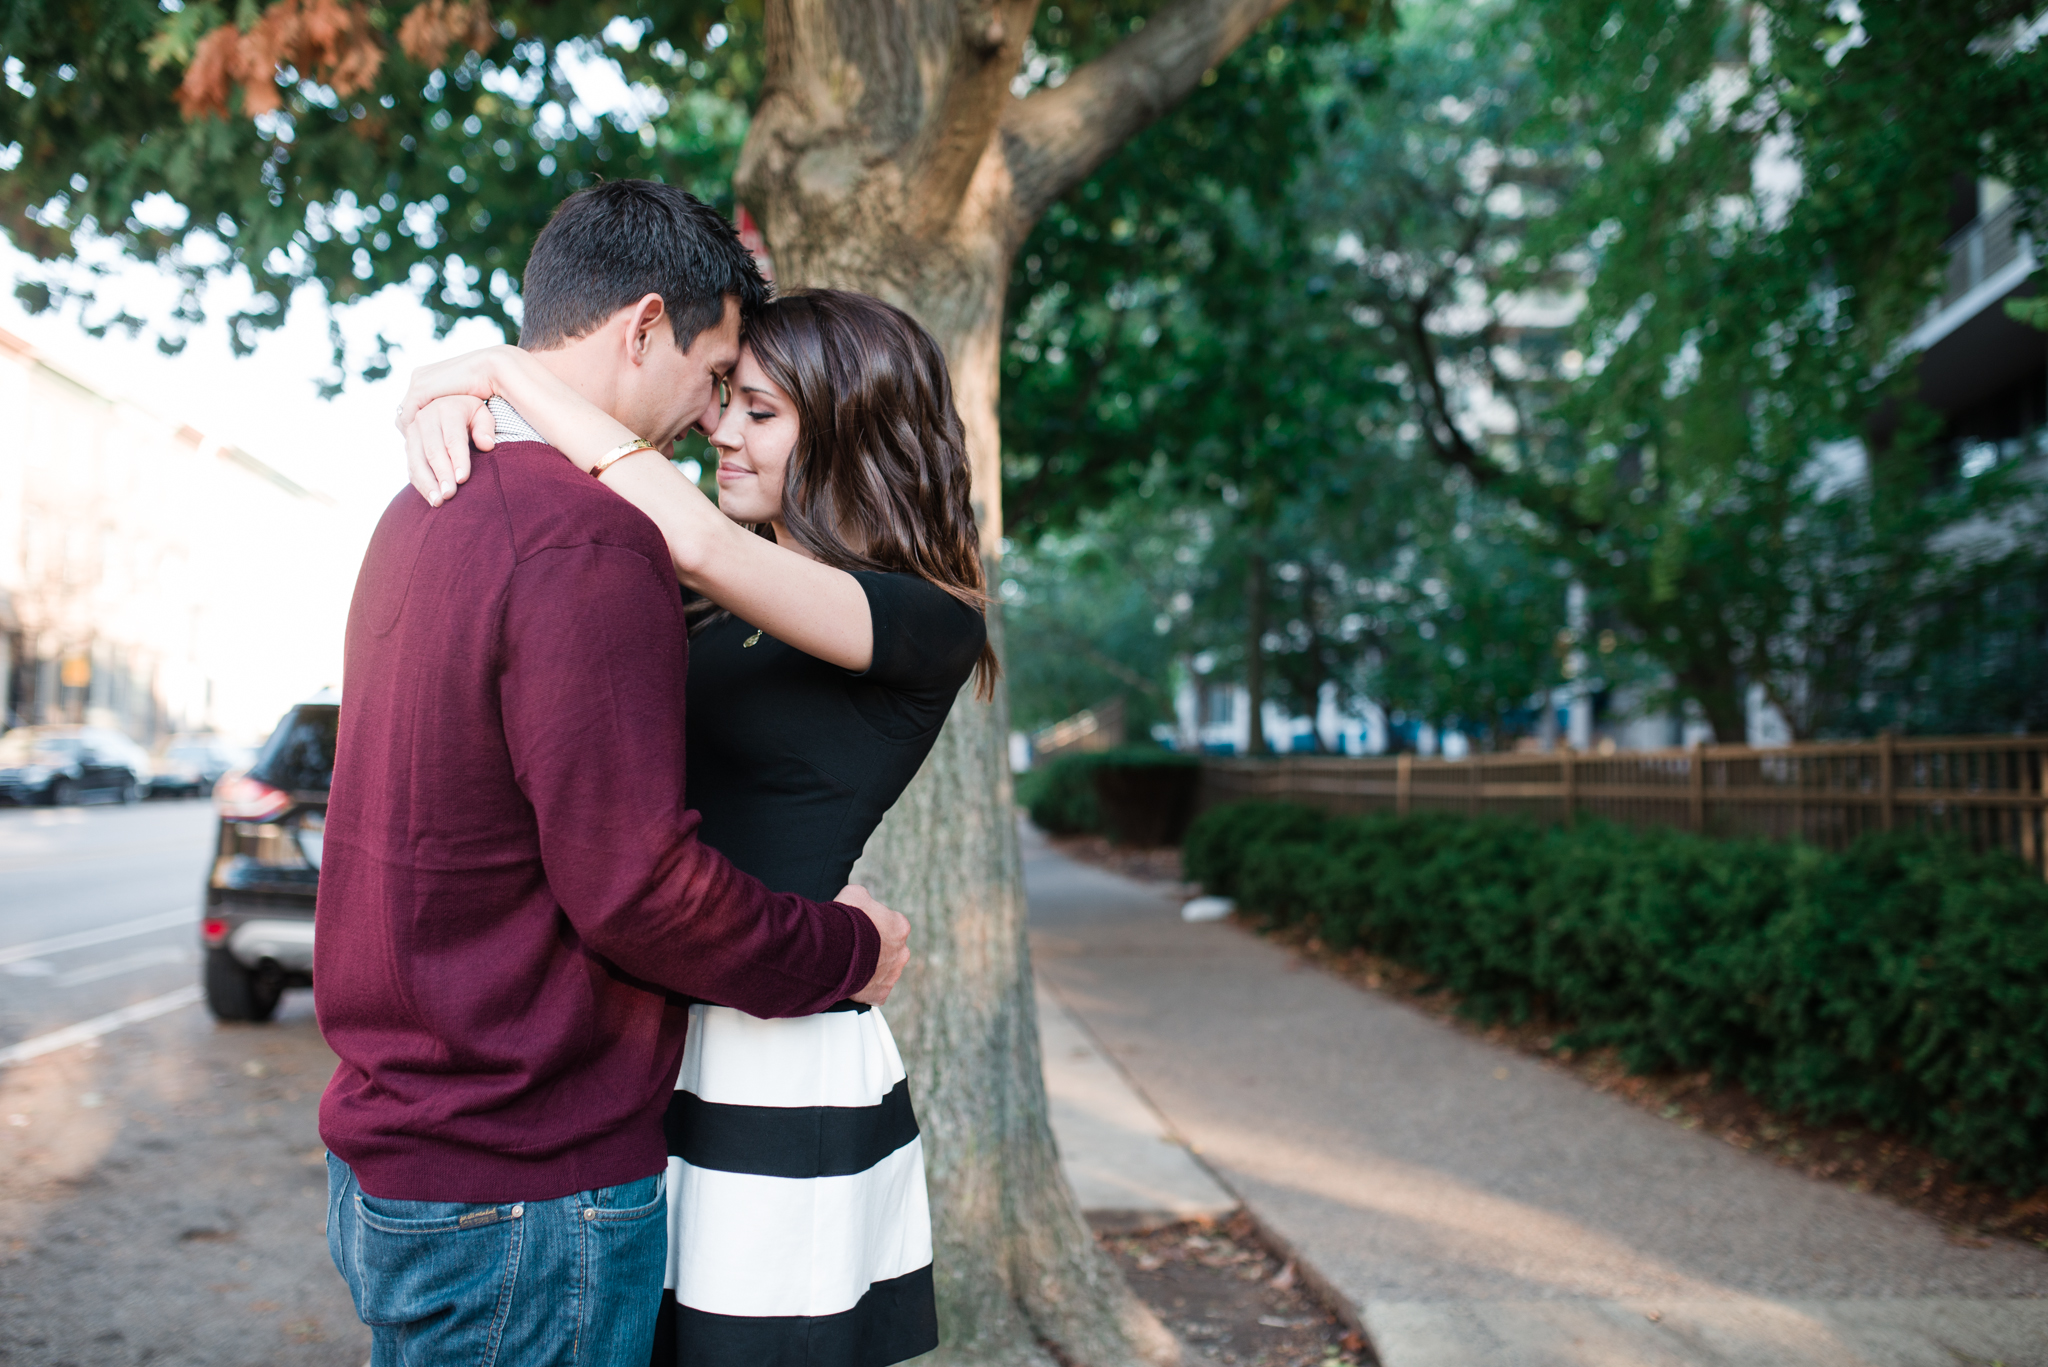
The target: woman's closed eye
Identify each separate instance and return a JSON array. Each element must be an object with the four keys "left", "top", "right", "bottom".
[{"left": 747, "top": 409, "right": 775, "bottom": 422}]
